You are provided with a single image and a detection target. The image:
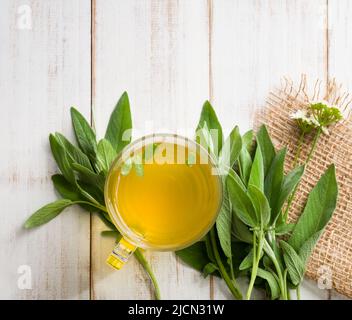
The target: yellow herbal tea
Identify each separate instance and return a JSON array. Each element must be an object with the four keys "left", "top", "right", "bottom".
[{"left": 105, "top": 135, "right": 222, "bottom": 251}]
